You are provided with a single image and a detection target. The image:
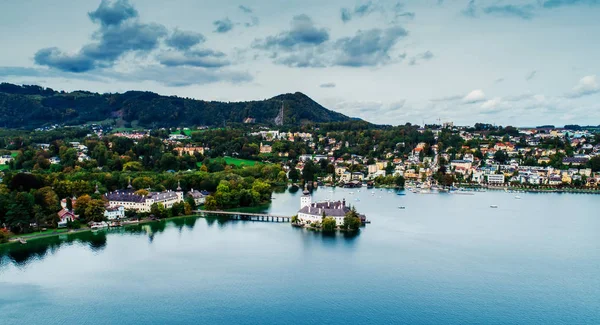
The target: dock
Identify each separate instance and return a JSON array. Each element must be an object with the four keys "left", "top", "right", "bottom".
[{"left": 192, "top": 210, "right": 292, "bottom": 223}]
